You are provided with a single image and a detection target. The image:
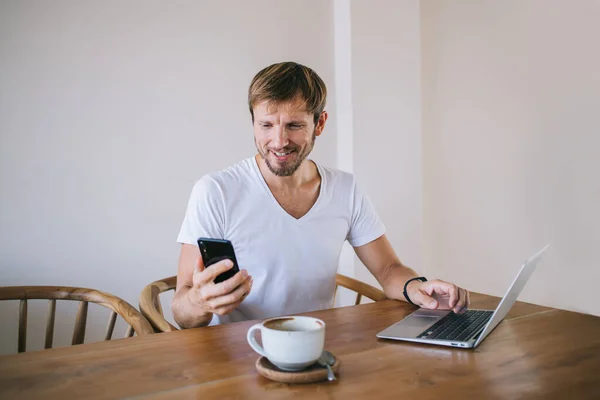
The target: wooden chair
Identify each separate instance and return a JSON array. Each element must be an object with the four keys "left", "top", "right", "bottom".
[
  {"left": 0, "top": 286, "right": 154, "bottom": 353},
  {"left": 139, "top": 274, "right": 387, "bottom": 333},
  {"left": 139, "top": 276, "right": 178, "bottom": 333},
  {"left": 332, "top": 274, "right": 388, "bottom": 306}
]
